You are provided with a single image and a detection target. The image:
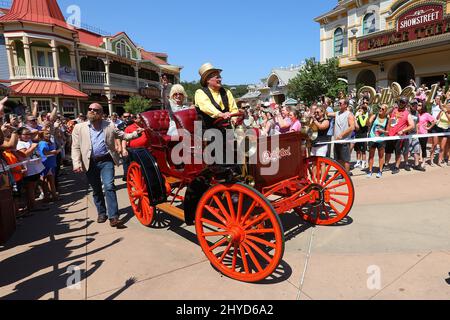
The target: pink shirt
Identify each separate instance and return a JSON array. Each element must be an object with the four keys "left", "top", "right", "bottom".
[
  {"left": 290, "top": 120, "right": 302, "bottom": 132},
  {"left": 418, "top": 113, "right": 435, "bottom": 134}
]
